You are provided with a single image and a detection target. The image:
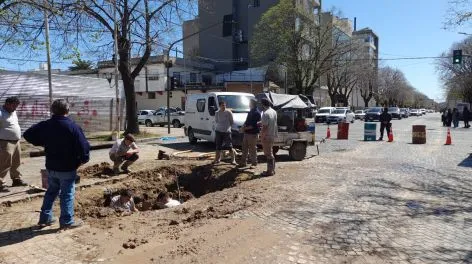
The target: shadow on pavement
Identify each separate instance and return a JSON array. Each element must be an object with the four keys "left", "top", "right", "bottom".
[
  {"left": 458, "top": 155, "right": 472, "bottom": 168},
  {"left": 0, "top": 225, "right": 59, "bottom": 248}
]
